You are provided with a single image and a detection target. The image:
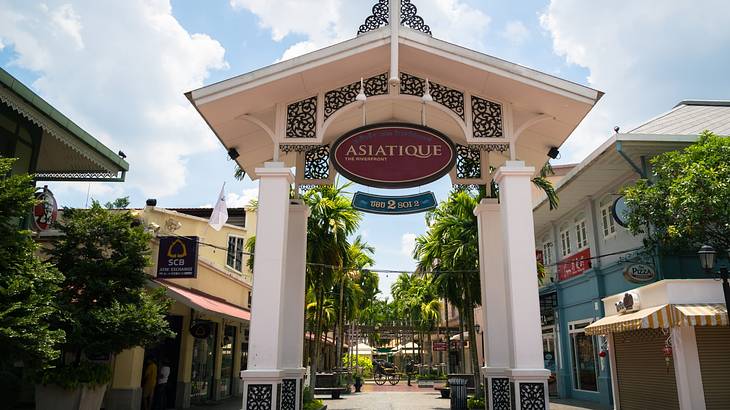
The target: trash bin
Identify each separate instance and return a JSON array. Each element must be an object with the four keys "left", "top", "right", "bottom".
[{"left": 448, "top": 377, "right": 467, "bottom": 410}]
